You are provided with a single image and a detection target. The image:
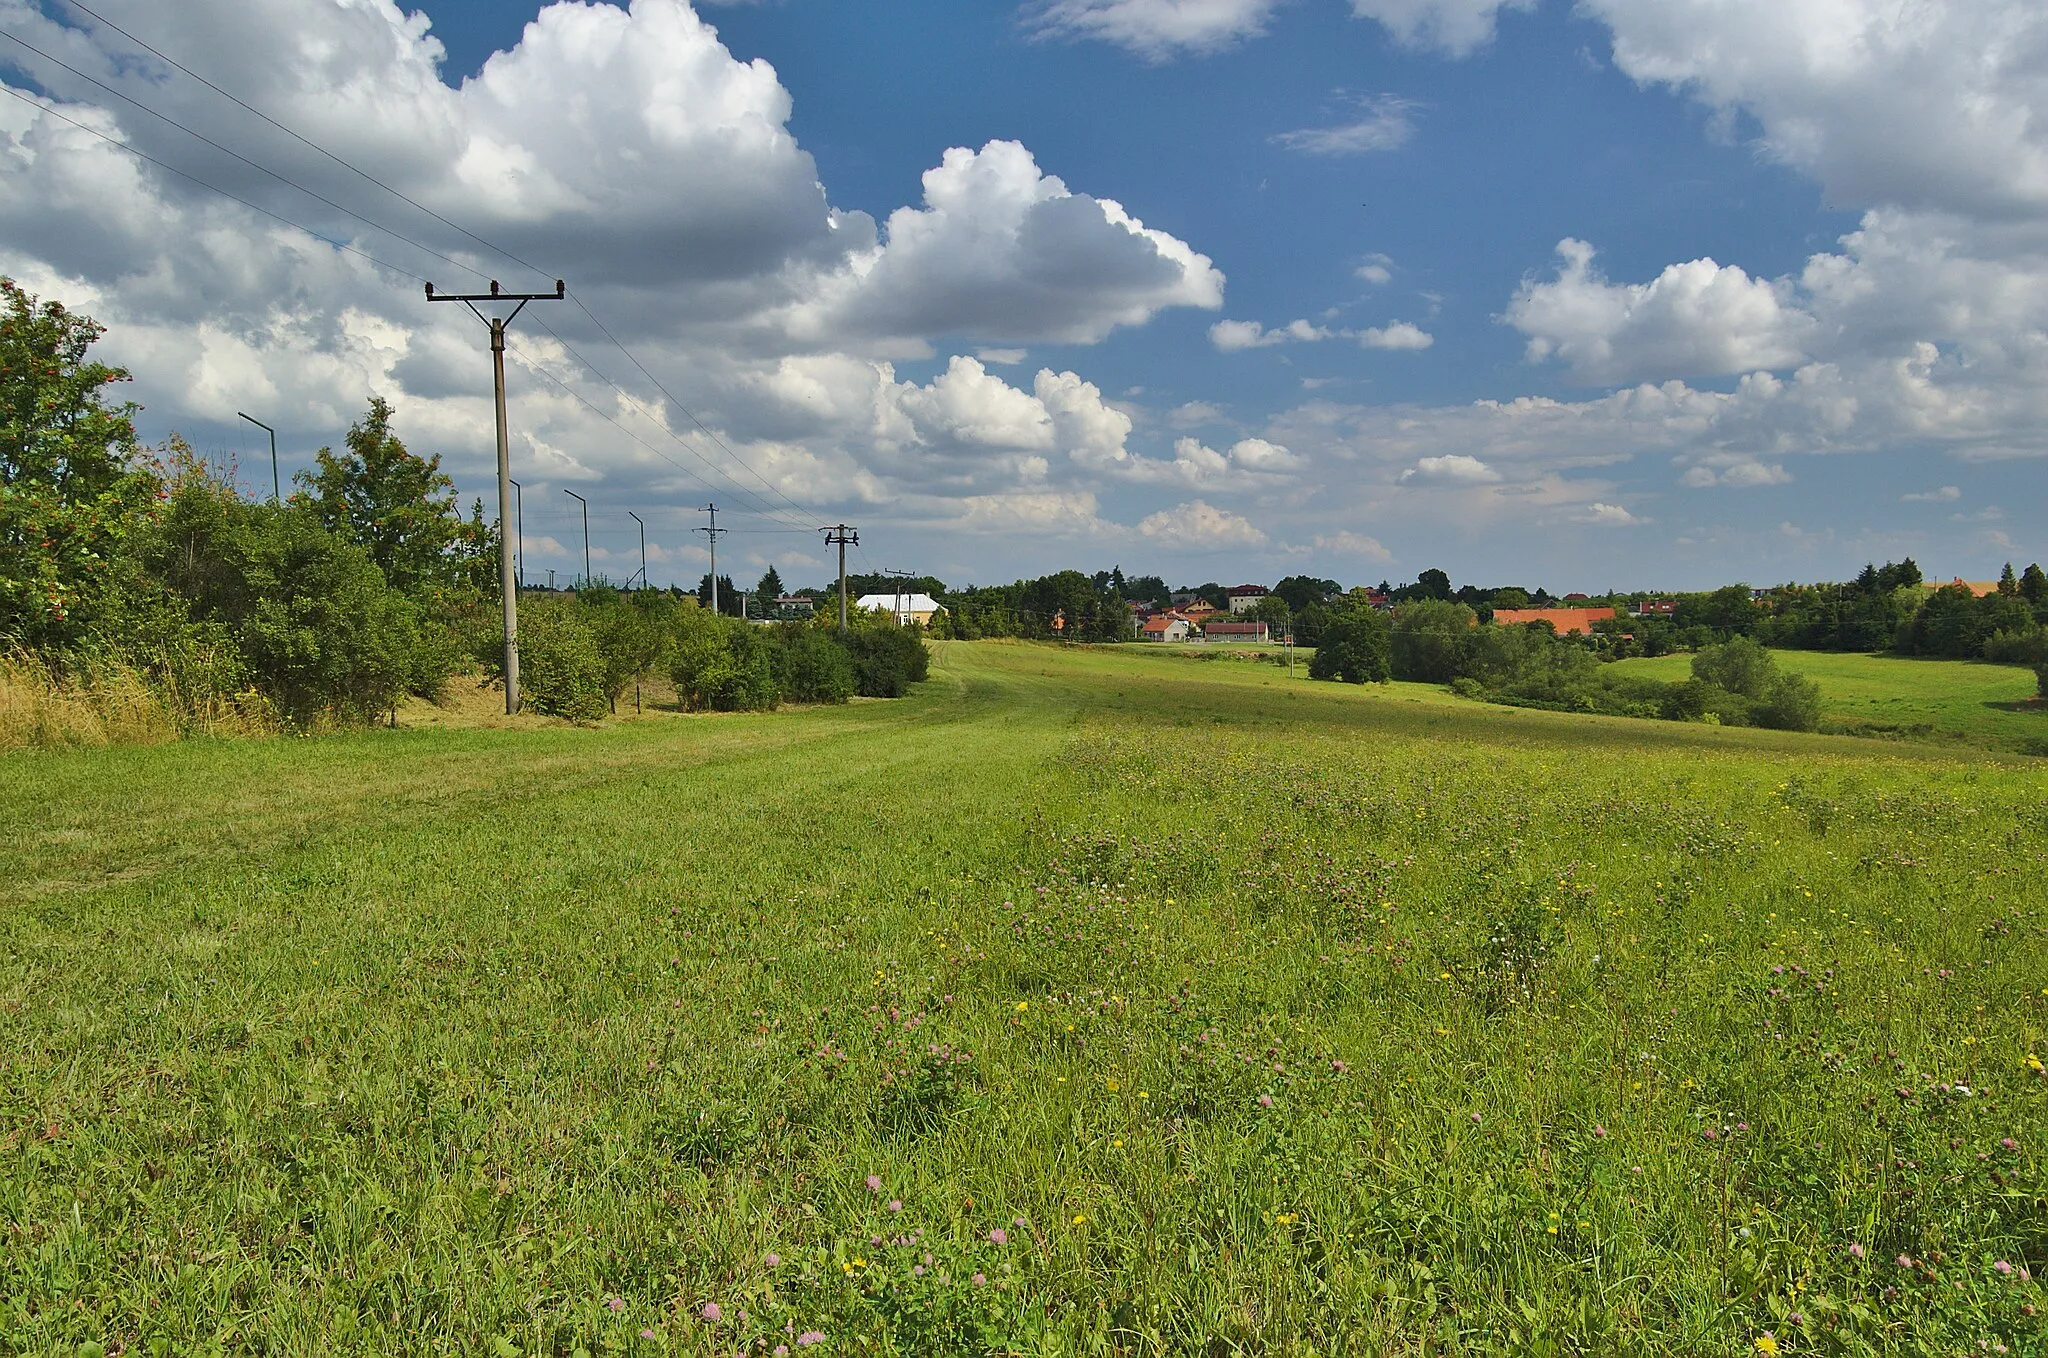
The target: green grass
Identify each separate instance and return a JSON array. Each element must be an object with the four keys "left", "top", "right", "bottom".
[
  {"left": 1612, "top": 648, "right": 2046, "bottom": 753},
  {"left": 2, "top": 641, "right": 2045, "bottom": 1355}
]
